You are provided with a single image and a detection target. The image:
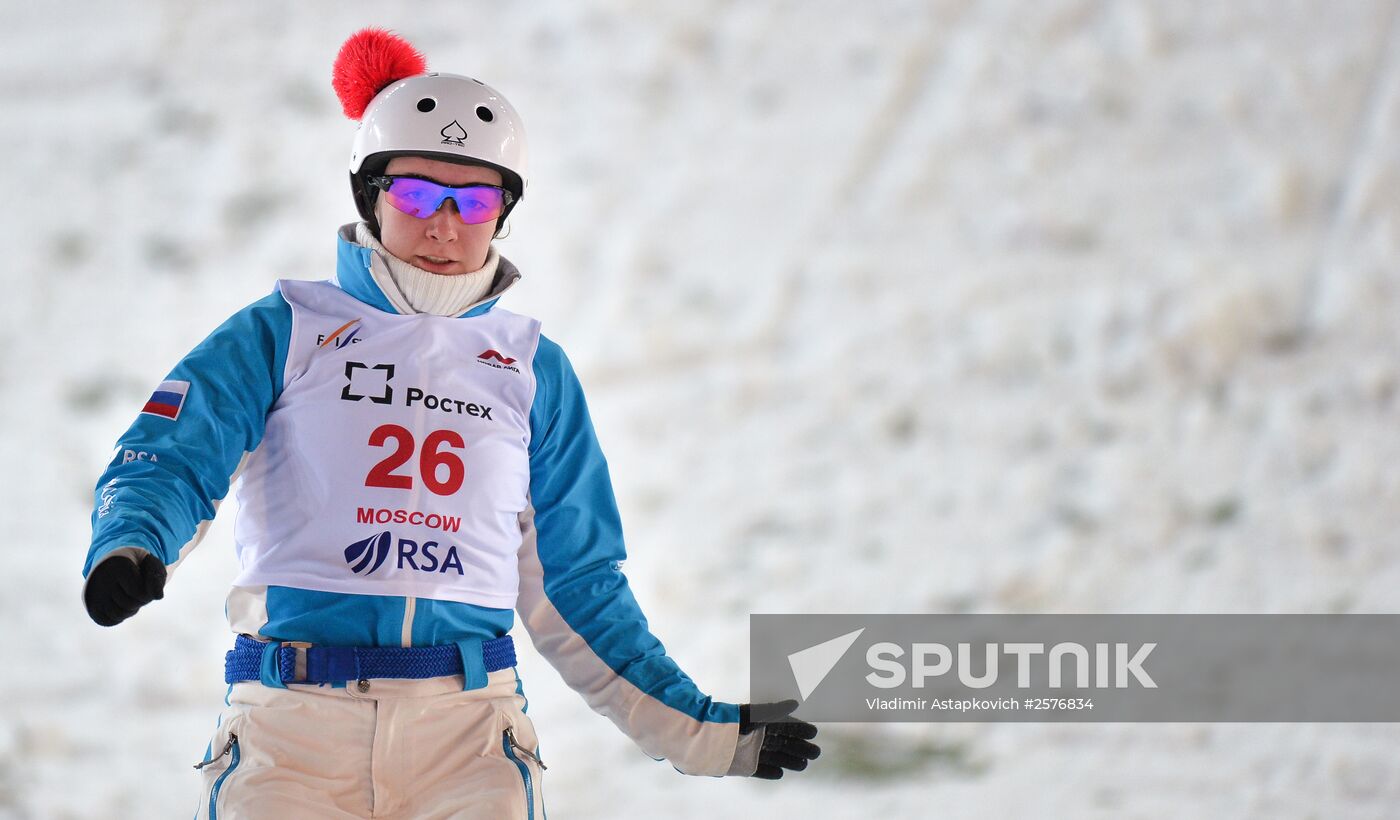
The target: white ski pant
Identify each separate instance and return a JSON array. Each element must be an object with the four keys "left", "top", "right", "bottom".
[{"left": 194, "top": 668, "right": 546, "bottom": 819}]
